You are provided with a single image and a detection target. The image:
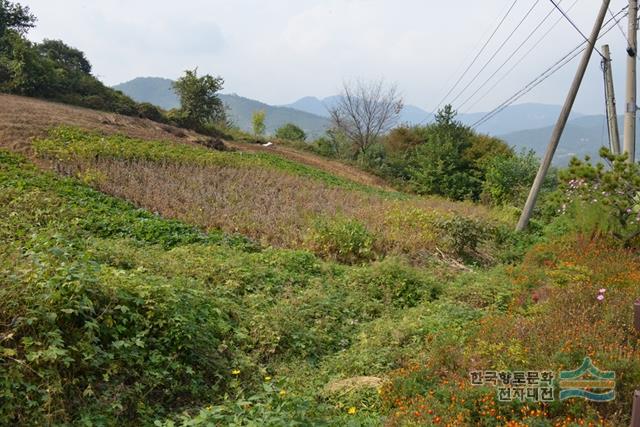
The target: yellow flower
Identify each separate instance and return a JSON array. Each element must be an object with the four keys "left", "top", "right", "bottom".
[
  {"left": 231, "top": 369, "right": 240, "bottom": 376},
  {"left": 264, "top": 376, "right": 272, "bottom": 381},
  {"left": 279, "top": 389, "right": 287, "bottom": 396},
  {"left": 348, "top": 406, "right": 357, "bottom": 415}
]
